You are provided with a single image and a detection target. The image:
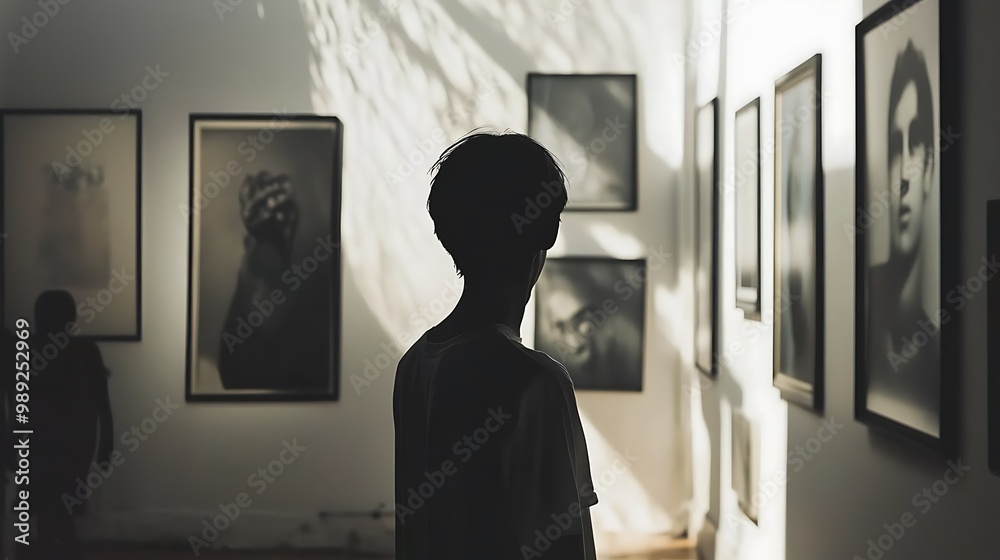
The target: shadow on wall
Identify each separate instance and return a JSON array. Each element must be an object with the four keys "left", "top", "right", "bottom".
[{"left": 295, "top": 0, "right": 692, "bottom": 538}]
